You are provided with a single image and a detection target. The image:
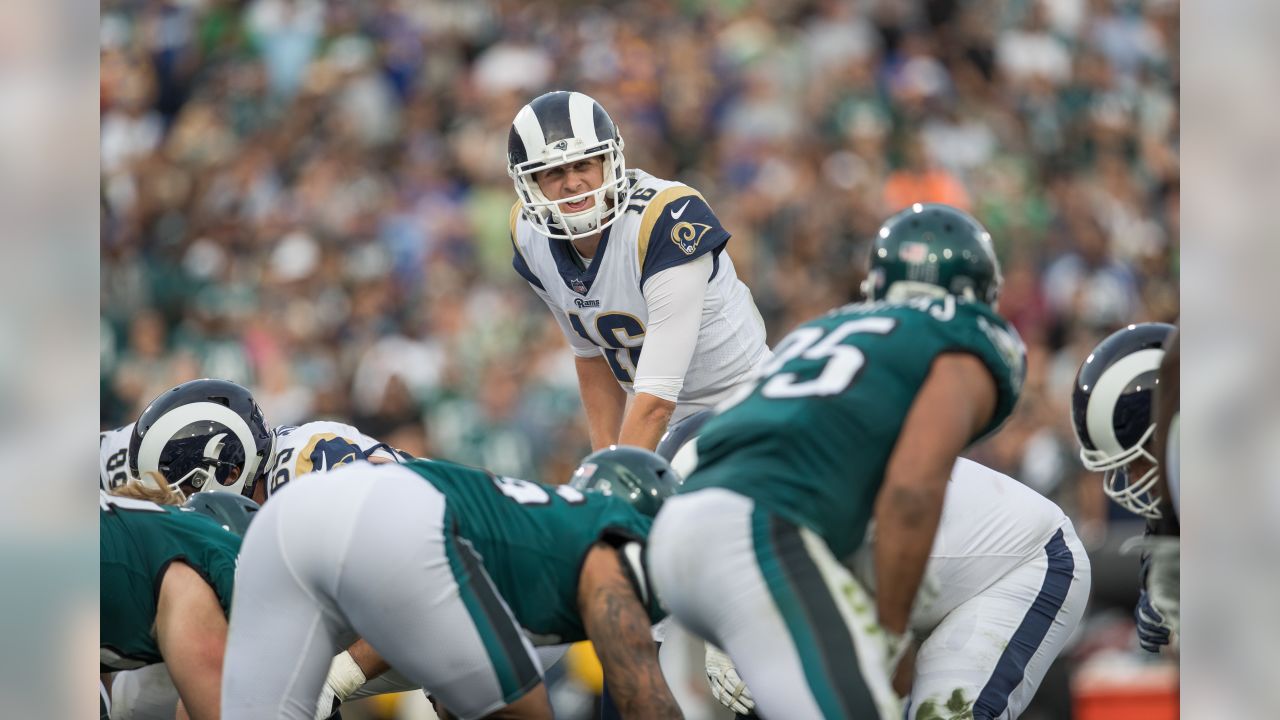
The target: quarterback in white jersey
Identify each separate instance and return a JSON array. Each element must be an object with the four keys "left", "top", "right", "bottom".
[
  {"left": 99, "top": 423, "right": 134, "bottom": 491},
  {"left": 507, "top": 90, "right": 769, "bottom": 450}
]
